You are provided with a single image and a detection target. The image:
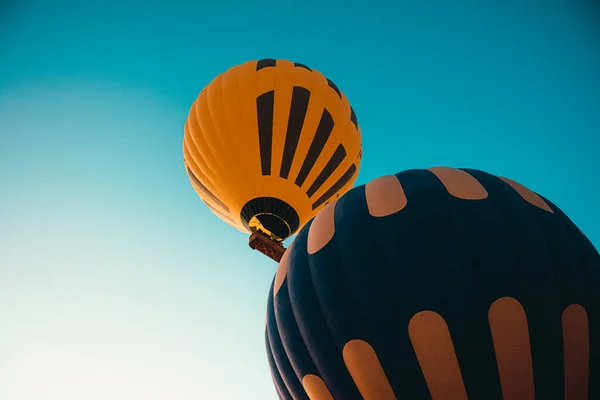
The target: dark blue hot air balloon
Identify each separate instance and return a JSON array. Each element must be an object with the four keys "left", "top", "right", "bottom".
[{"left": 265, "top": 167, "right": 600, "bottom": 400}]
